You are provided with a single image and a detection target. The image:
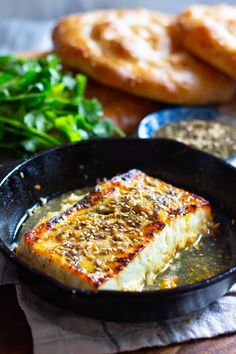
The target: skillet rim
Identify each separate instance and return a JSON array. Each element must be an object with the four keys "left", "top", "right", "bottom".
[{"left": 0, "top": 137, "right": 236, "bottom": 297}]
